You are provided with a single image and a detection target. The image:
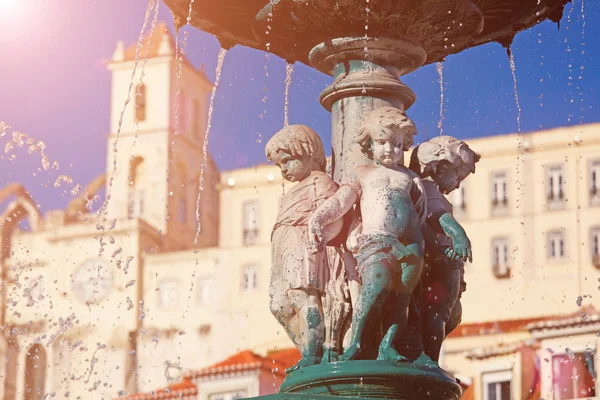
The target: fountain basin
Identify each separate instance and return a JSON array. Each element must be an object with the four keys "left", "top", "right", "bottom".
[{"left": 164, "top": 0, "right": 568, "bottom": 69}]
